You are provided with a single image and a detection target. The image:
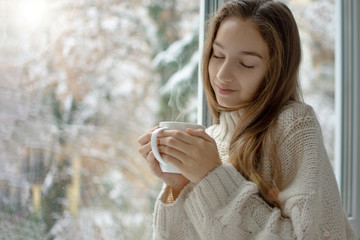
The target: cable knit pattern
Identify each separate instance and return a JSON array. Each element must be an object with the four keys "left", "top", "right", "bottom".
[{"left": 152, "top": 102, "right": 355, "bottom": 240}]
